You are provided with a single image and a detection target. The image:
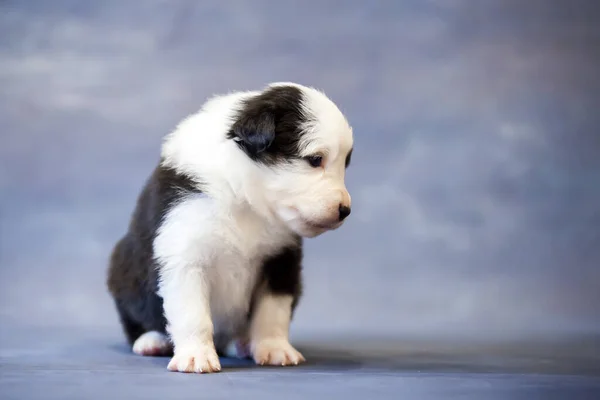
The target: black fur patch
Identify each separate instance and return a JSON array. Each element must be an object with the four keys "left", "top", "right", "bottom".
[
  {"left": 258, "top": 238, "right": 304, "bottom": 312},
  {"left": 106, "top": 163, "right": 202, "bottom": 346},
  {"left": 227, "top": 85, "right": 309, "bottom": 165}
]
